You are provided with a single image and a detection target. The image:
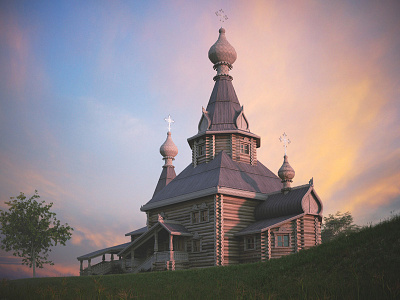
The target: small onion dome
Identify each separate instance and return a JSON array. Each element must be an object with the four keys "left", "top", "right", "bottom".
[
  {"left": 160, "top": 132, "right": 178, "bottom": 162},
  {"left": 278, "top": 155, "right": 295, "bottom": 189},
  {"left": 208, "top": 28, "right": 237, "bottom": 80}
]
